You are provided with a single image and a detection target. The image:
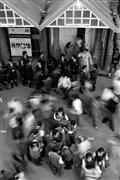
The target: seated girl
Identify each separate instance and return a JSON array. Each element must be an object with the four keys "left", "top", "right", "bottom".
[
  {"left": 29, "top": 139, "right": 44, "bottom": 165},
  {"left": 53, "top": 107, "right": 69, "bottom": 127}
]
